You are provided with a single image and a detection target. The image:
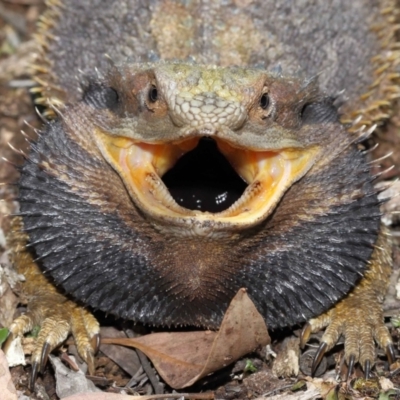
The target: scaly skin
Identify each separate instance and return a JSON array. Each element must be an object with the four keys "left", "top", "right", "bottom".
[
  {"left": 6, "top": 217, "right": 100, "bottom": 380},
  {"left": 5, "top": 0, "right": 400, "bottom": 386},
  {"left": 301, "top": 231, "right": 394, "bottom": 377}
]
